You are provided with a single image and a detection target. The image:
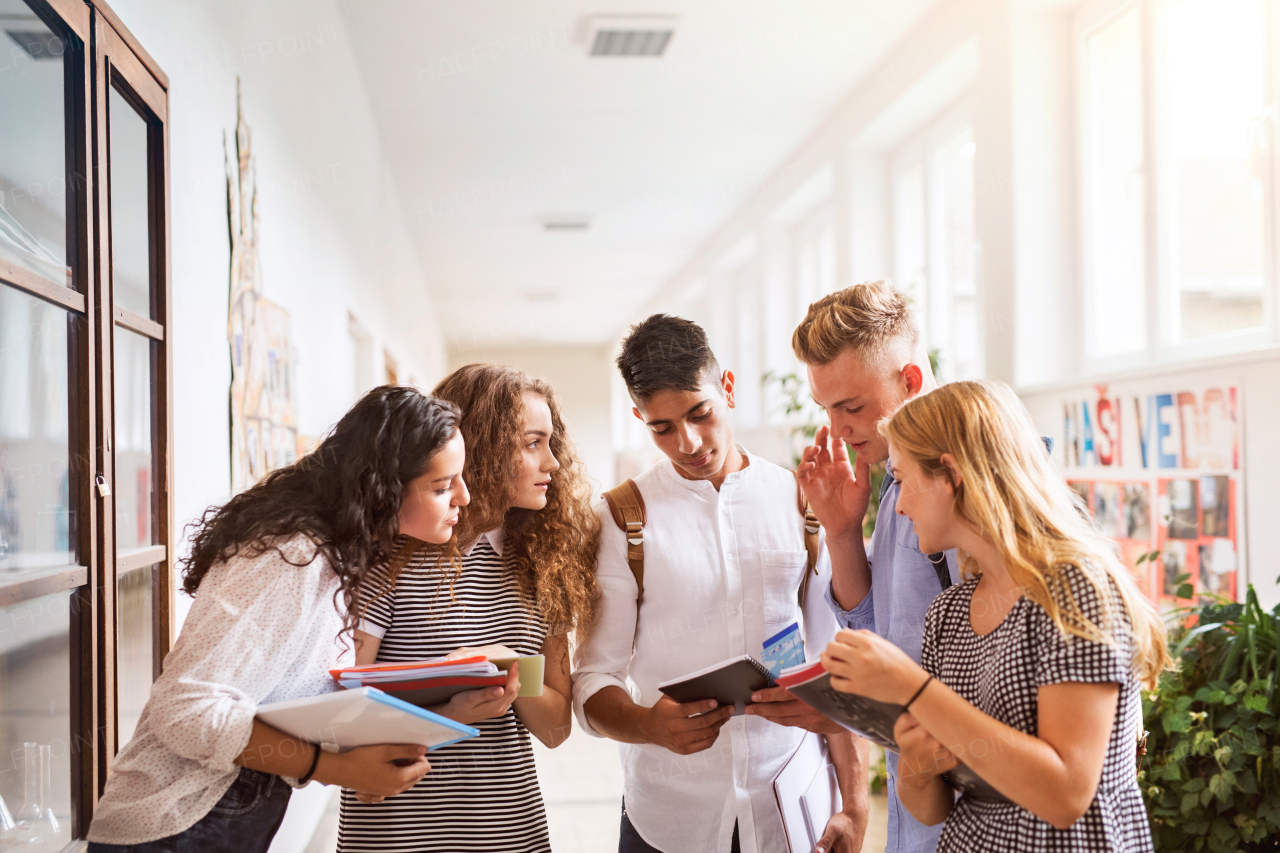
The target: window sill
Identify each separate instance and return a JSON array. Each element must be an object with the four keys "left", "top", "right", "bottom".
[{"left": 1016, "top": 343, "right": 1280, "bottom": 396}]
